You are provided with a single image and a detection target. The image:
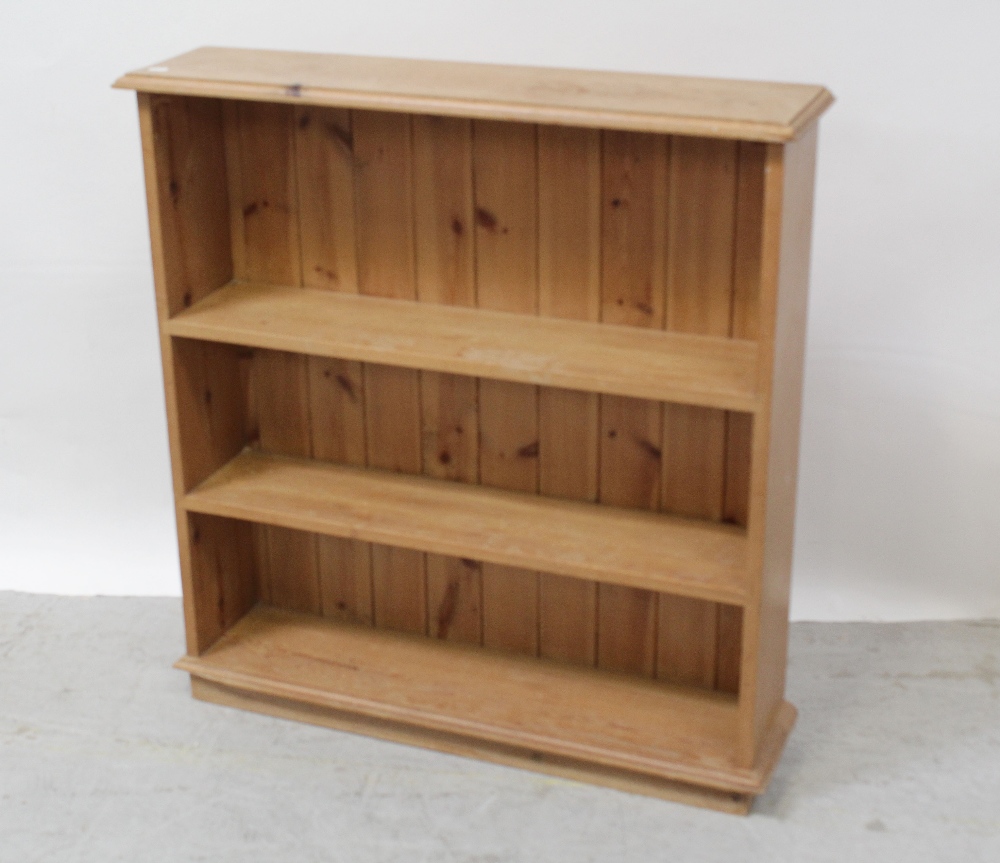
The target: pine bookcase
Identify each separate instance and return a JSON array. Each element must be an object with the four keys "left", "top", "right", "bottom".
[{"left": 116, "top": 47, "right": 832, "bottom": 814}]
